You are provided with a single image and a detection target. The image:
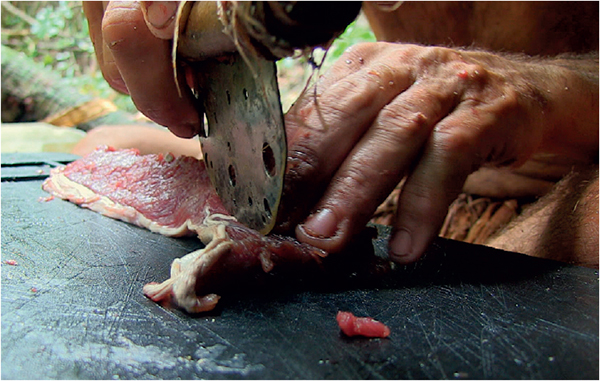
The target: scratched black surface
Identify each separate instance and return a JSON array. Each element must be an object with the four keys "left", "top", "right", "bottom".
[{"left": 2, "top": 153, "right": 598, "bottom": 380}]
